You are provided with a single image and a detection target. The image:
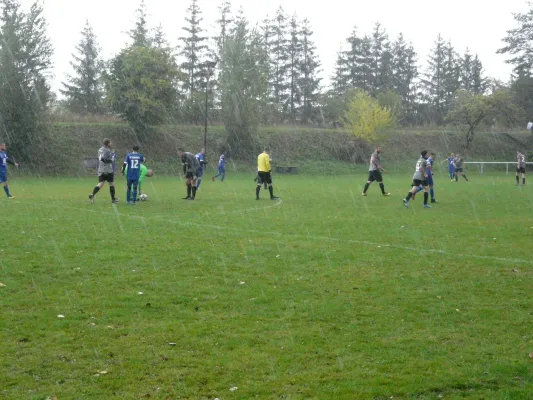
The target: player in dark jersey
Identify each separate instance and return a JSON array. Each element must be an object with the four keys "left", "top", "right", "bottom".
[
  {"left": 0, "top": 143, "right": 19, "bottom": 199},
  {"left": 179, "top": 148, "right": 201, "bottom": 200},
  {"left": 454, "top": 154, "right": 468, "bottom": 182},
  {"left": 89, "top": 138, "right": 119, "bottom": 204},
  {"left": 122, "top": 146, "right": 145, "bottom": 204},
  {"left": 404, "top": 150, "right": 431, "bottom": 209},
  {"left": 516, "top": 151, "right": 526, "bottom": 186},
  {"left": 361, "top": 146, "right": 391, "bottom": 196}
]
